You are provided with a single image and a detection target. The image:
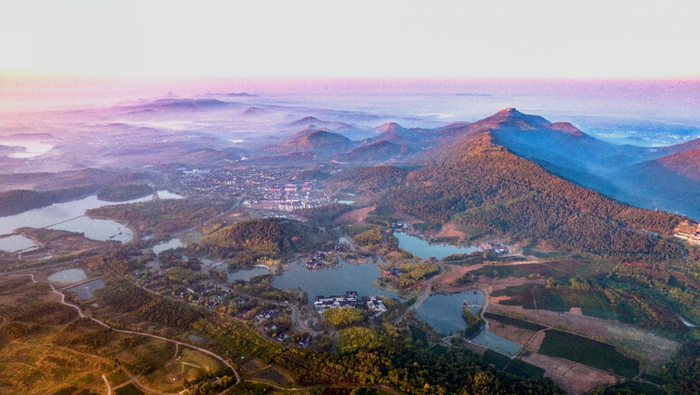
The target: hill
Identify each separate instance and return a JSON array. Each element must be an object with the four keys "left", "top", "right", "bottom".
[
  {"left": 388, "top": 118, "right": 685, "bottom": 261},
  {"left": 336, "top": 140, "right": 413, "bottom": 162},
  {"left": 272, "top": 129, "right": 357, "bottom": 155},
  {"left": 422, "top": 108, "right": 700, "bottom": 221},
  {"left": 201, "top": 218, "right": 328, "bottom": 262},
  {"left": 286, "top": 117, "right": 370, "bottom": 139},
  {"left": 654, "top": 147, "right": 700, "bottom": 181}
]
